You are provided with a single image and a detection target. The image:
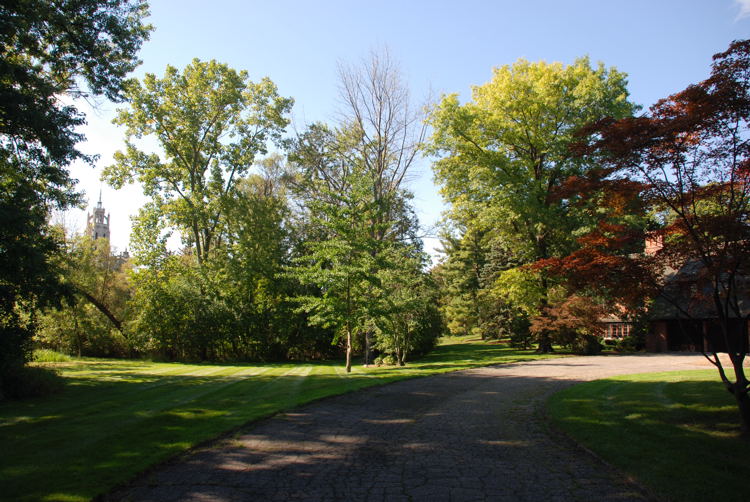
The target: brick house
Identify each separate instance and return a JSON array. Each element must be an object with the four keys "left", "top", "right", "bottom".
[
  {"left": 600, "top": 235, "right": 750, "bottom": 353},
  {"left": 645, "top": 259, "right": 750, "bottom": 352}
]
